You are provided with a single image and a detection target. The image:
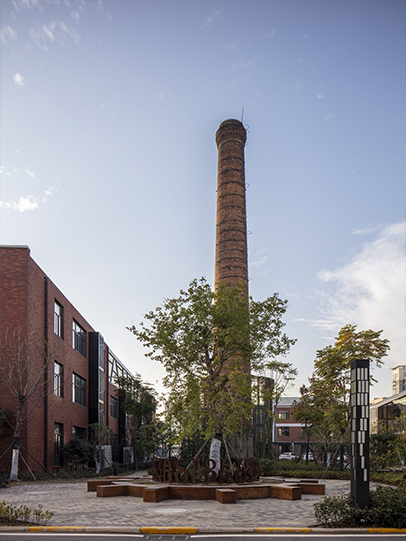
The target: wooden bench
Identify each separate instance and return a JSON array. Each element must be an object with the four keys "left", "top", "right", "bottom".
[{"left": 215, "top": 488, "right": 237, "bottom": 504}]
